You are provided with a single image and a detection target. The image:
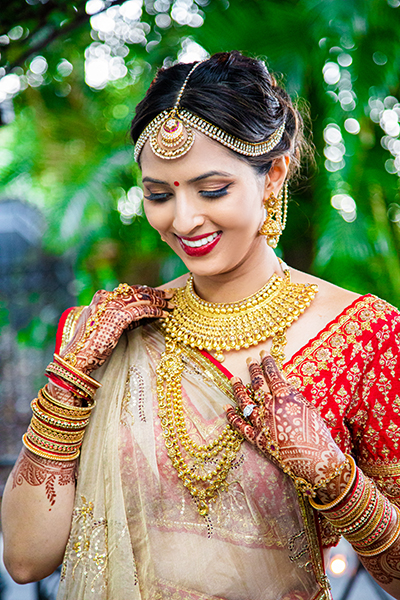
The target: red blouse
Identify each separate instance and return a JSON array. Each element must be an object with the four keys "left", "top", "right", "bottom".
[{"left": 57, "top": 293, "right": 400, "bottom": 546}]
